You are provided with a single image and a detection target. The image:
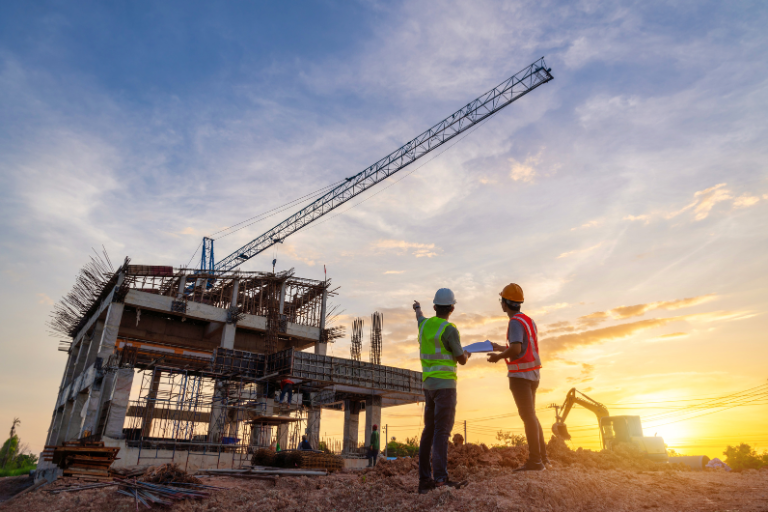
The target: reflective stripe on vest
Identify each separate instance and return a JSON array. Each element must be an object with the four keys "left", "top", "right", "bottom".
[
  {"left": 504, "top": 312, "right": 542, "bottom": 377},
  {"left": 419, "top": 316, "right": 458, "bottom": 381}
]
